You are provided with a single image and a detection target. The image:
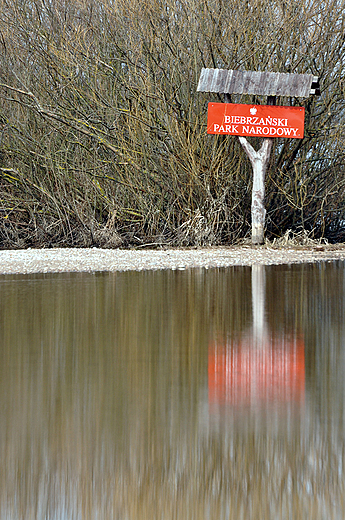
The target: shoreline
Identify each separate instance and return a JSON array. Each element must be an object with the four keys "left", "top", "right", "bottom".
[{"left": 0, "top": 245, "right": 345, "bottom": 275}]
